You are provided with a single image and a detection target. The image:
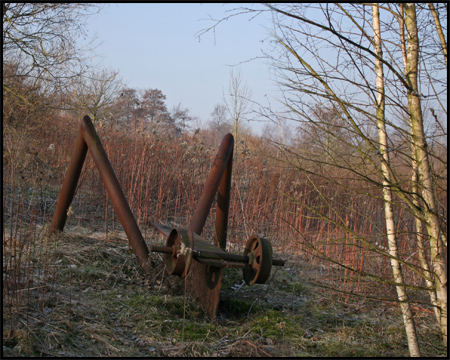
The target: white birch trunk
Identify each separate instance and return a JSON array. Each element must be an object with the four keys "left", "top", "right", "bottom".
[
  {"left": 399, "top": 3, "right": 442, "bottom": 330},
  {"left": 372, "top": 5, "right": 421, "bottom": 356},
  {"left": 404, "top": 3, "right": 447, "bottom": 347},
  {"left": 411, "top": 170, "right": 441, "bottom": 325},
  {"left": 428, "top": 3, "right": 447, "bottom": 66}
]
